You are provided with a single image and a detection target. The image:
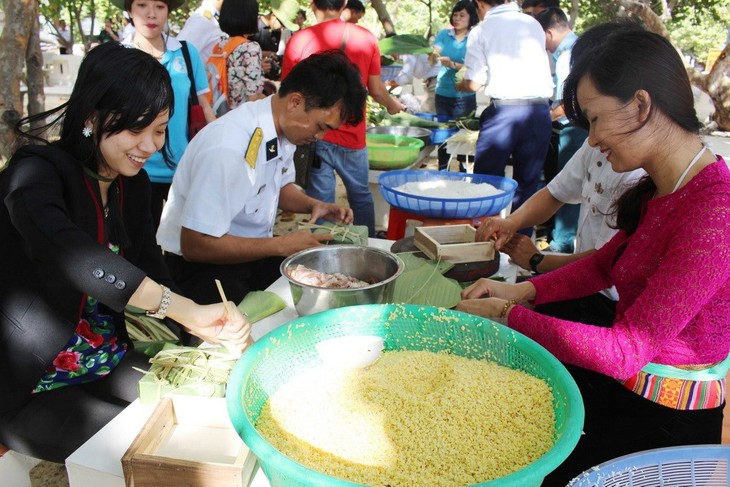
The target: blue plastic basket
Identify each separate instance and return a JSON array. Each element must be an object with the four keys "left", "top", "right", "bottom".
[
  {"left": 380, "top": 65, "right": 402, "bottom": 82},
  {"left": 567, "top": 445, "right": 730, "bottom": 487},
  {"left": 414, "top": 112, "right": 452, "bottom": 123},
  {"left": 378, "top": 169, "right": 517, "bottom": 218},
  {"left": 431, "top": 127, "right": 459, "bottom": 144}
]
